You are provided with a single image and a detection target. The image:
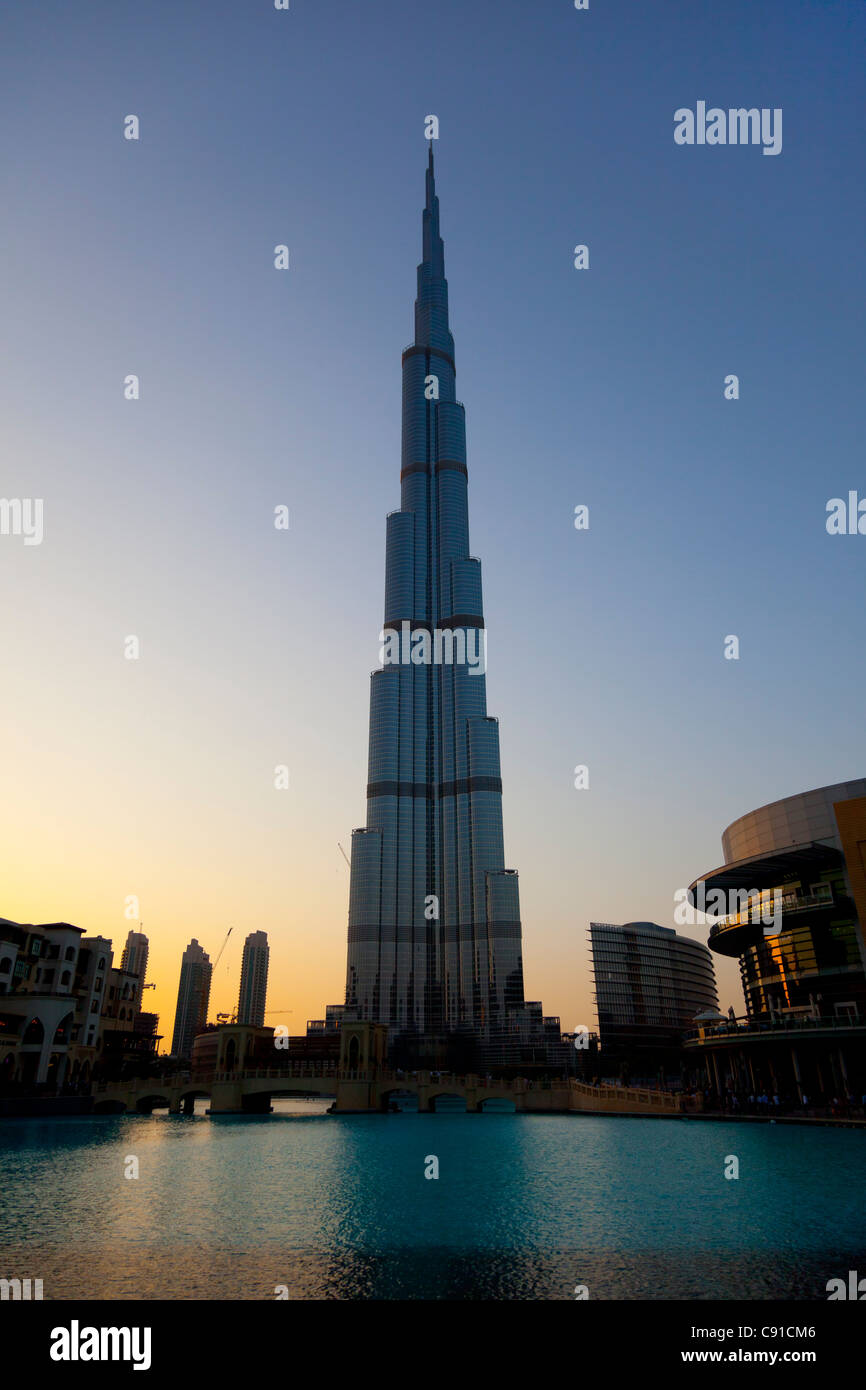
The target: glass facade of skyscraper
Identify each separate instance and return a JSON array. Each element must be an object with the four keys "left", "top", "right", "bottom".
[
  {"left": 344, "top": 149, "right": 541, "bottom": 1068},
  {"left": 120, "top": 930, "right": 149, "bottom": 986},
  {"left": 170, "top": 939, "right": 212, "bottom": 1060},
  {"left": 236, "top": 930, "right": 269, "bottom": 1028}
]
